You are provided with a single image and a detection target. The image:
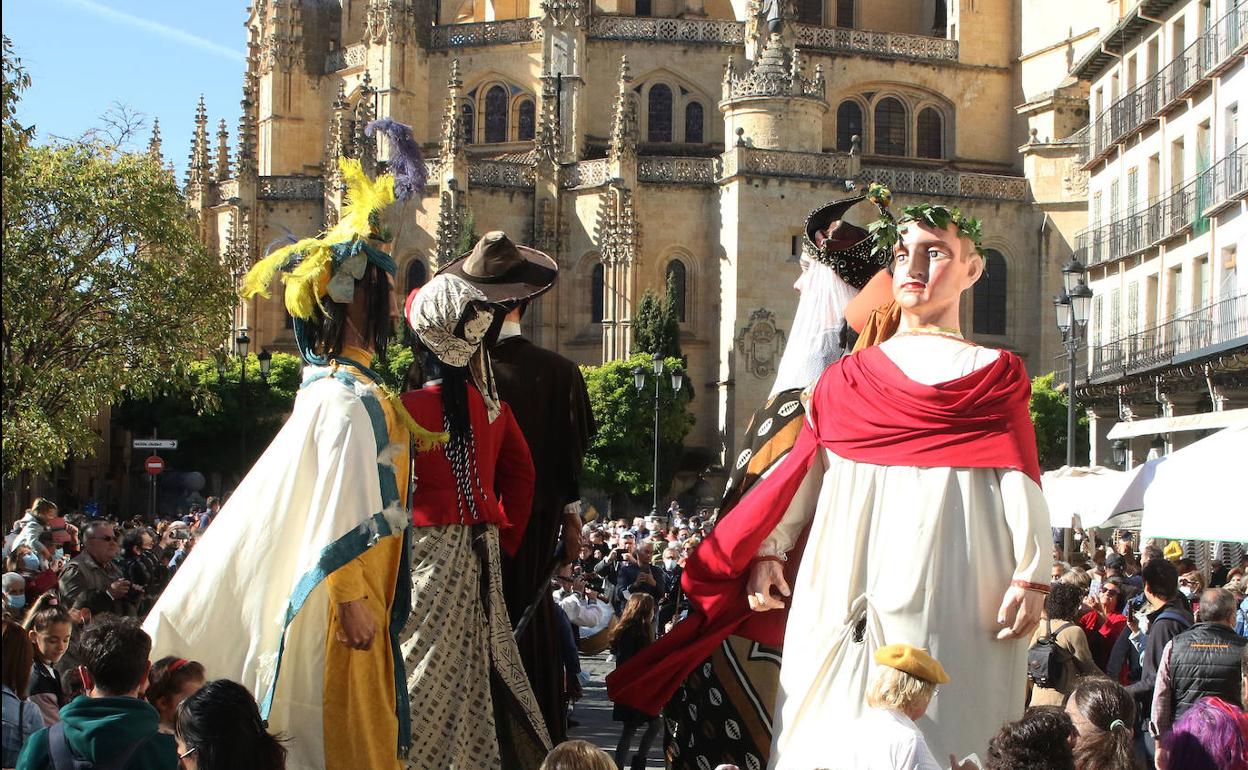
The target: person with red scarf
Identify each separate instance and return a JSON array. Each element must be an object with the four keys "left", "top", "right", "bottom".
[
  {"left": 608, "top": 193, "right": 1052, "bottom": 767},
  {"left": 1078, "top": 575, "right": 1130, "bottom": 678}
]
